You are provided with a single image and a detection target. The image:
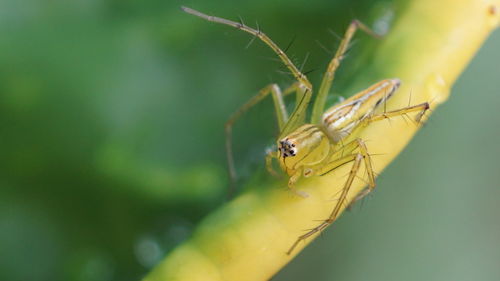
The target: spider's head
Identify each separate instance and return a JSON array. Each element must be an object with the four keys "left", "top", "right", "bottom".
[
  {"left": 277, "top": 124, "right": 330, "bottom": 175},
  {"left": 277, "top": 138, "right": 301, "bottom": 175},
  {"left": 278, "top": 139, "right": 297, "bottom": 158}
]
